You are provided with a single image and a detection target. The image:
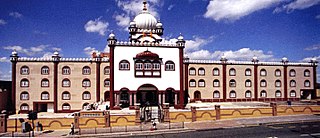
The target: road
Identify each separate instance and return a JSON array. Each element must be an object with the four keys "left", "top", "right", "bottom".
[{"left": 129, "top": 121, "right": 320, "bottom": 138}]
